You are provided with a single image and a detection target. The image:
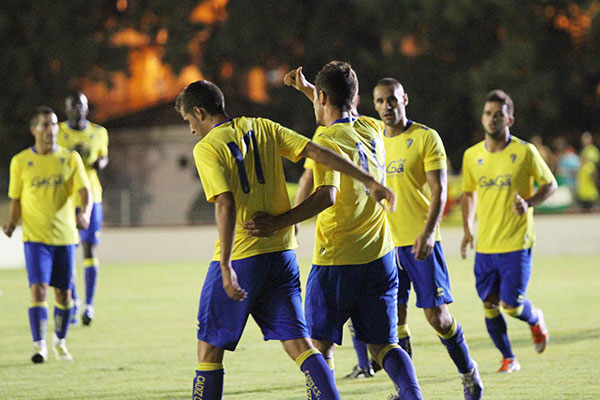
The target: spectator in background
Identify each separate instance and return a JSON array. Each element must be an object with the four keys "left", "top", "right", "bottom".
[
  {"left": 577, "top": 132, "right": 599, "bottom": 211},
  {"left": 552, "top": 137, "right": 580, "bottom": 195},
  {"left": 531, "top": 135, "right": 554, "bottom": 171}
]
